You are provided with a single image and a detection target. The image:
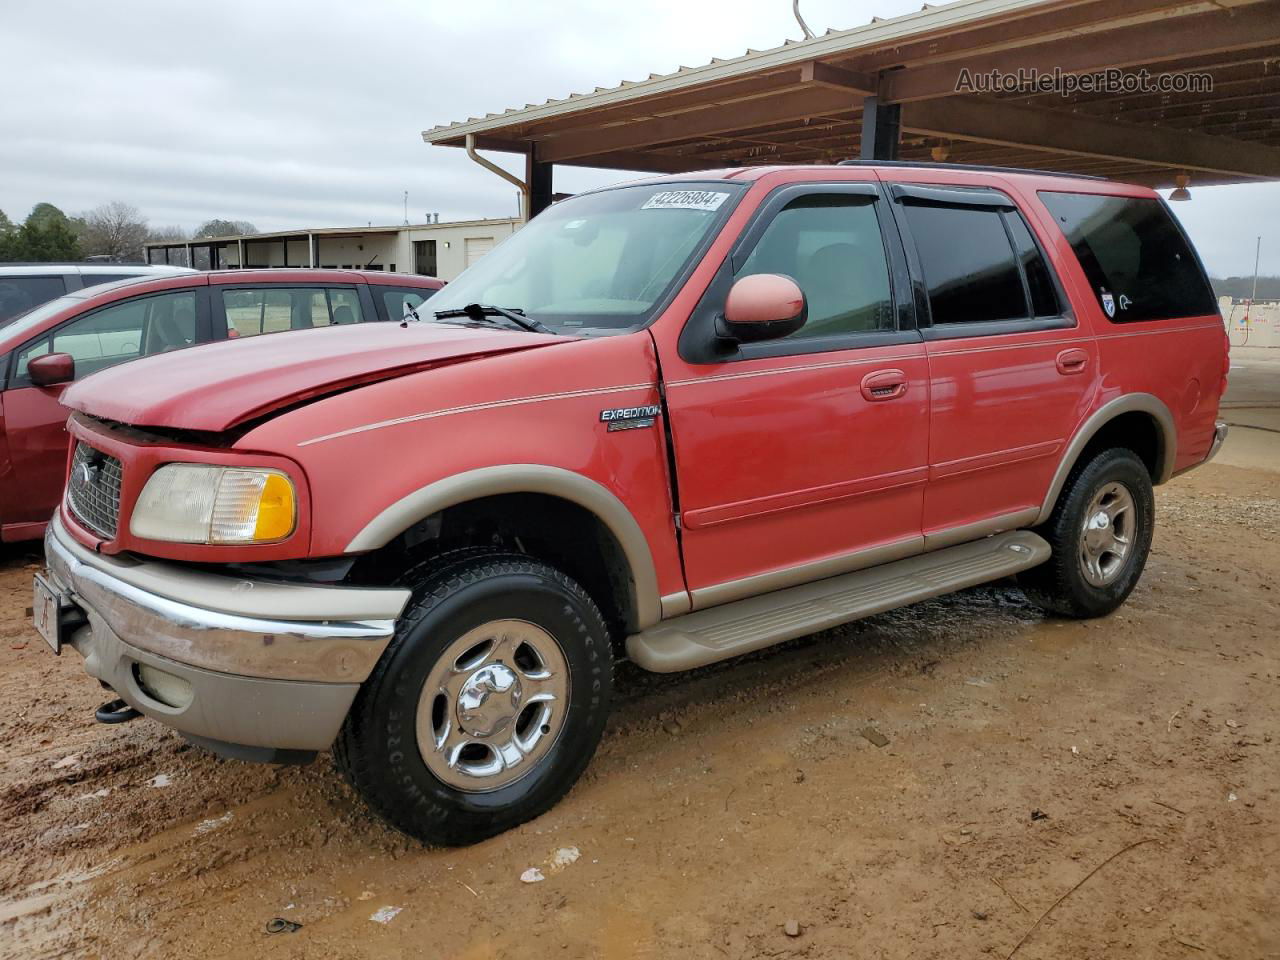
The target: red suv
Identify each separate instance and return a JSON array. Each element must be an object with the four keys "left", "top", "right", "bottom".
[
  {"left": 35, "top": 164, "right": 1227, "bottom": 845},
  {"left": 0, "top": 269, "right": 442, "bottom": 541}
]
